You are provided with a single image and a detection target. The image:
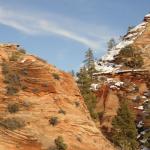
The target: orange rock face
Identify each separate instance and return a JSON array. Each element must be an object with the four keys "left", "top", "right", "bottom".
[
  {"left": 0, "top": 44, "right": 115, "bottom": 150},
  {"left": 94, "top": 14, "right": 150, "bottom": 133}
]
